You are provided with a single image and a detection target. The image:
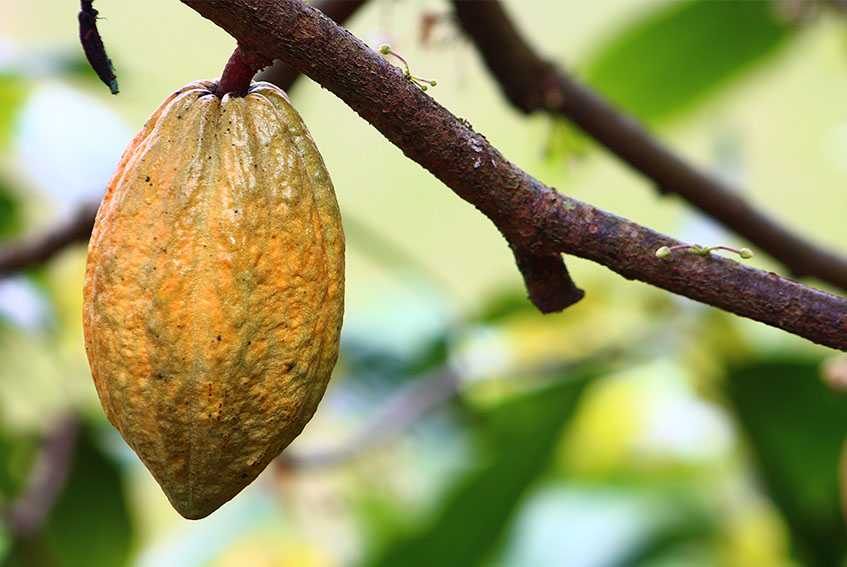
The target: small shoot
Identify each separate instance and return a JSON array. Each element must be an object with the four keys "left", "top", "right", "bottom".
[
  {"left": 656, "top": 244, "right": 754, "bottom": 260},
  {"left": 377, "top": 43, "right": 437, "bottom": 91}
]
